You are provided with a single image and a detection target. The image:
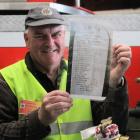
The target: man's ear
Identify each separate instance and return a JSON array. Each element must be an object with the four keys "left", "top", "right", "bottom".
[{"left": 24, "top": 31, "right": 29, "bottom": 48}]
